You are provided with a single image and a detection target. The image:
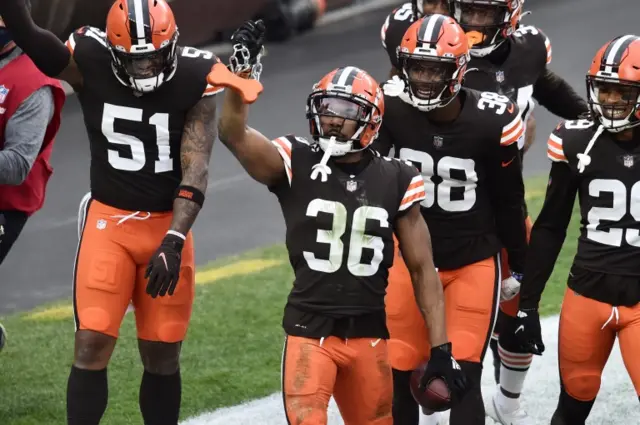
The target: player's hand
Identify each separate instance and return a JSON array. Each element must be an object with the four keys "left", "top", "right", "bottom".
[
  {"left": 229, "top": 20, "right": 266, "bottom": 78},
  {"left": 419, "top": 343, "right": 468, "bottom": 403},
  {"left": 501, "top": 271, "right": 522, "bottom": 302},
  {"left": 509, "top": 308, "right": 545, "bottom": 355},
  {"left": 145, "top": 233, "right": 185, "bottom": 298},
  {"left": 231, "top": 20, "right": 266, "bottom": 63}
]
